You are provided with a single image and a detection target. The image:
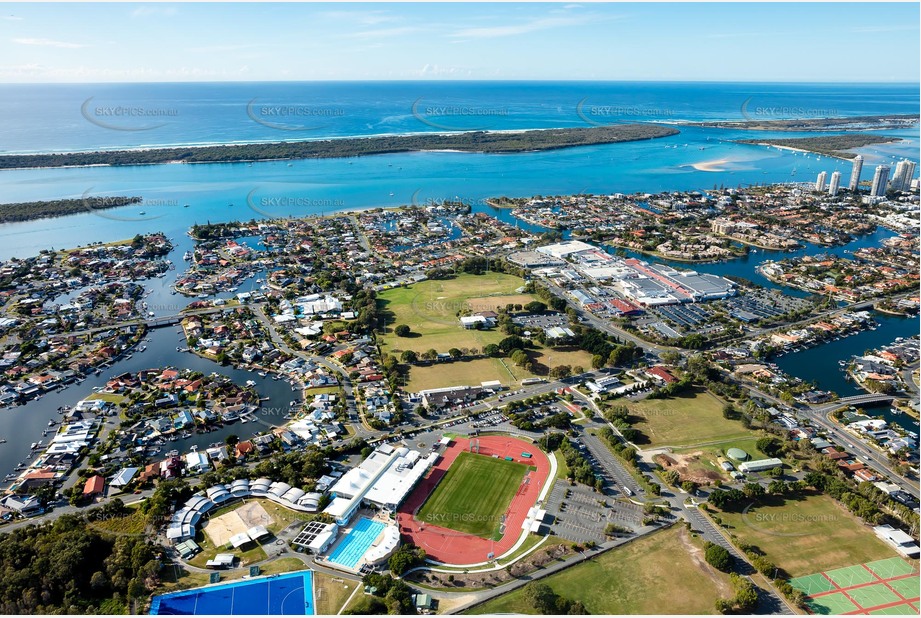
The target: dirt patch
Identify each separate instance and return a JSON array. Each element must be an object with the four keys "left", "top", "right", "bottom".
[
  {"left": 202, "top": 502, "right": 274, "bottom": 547},
  {"left": 655, "top": 451, "right": 723, "bottom": 485},
  {"left": 405, "top": 542, "right": 573, "bottom": 590},
  {"left": 677, "top": 526, "right": 733, "bottom": 599}
]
